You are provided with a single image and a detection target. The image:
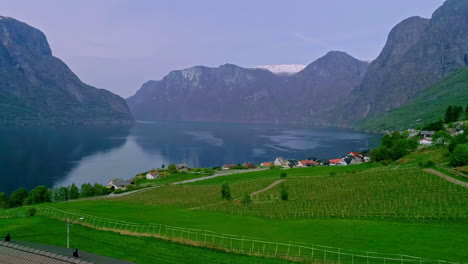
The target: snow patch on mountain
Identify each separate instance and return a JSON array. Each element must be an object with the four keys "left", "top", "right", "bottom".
[{"left": 254, "top": 64, "right": 307, "bottom": 75}]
